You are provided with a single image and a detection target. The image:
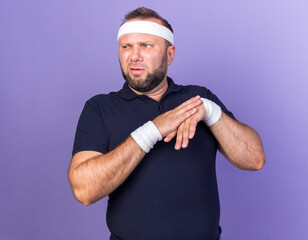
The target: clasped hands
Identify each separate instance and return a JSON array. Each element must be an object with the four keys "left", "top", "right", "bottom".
[{"left": 152, "top": 96, "right": 206, "bottom": 150}]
